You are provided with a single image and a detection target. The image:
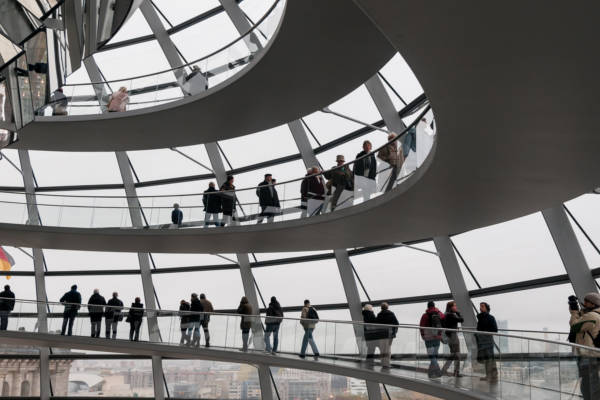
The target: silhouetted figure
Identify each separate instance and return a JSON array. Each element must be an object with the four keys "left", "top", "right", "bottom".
[
  {"left": 299, "top": 299, "right": 320, "bottom": 358},
  {"left": 265, "top": 296, "right": 283, "bottom": 353},
  {"left": 376, "top": 302, "right": 399, "bottom": 368},
  {"left": 105, "top": 292, "right": 123, "bottom": 339},
  {"left": 189, "top": 293, "right": 204, "bottom": 347},
  {"left": 324, "top": 155, "right": 353, "bottom": 210},
  {"left": 0, "top": 285, "right": 15, "bottom": 330},
  {"left": 220, "top": 176, "right": 236, "bottom": 226},
  {"left": 441, "top": 301, "right": 464, "bottom": 377},
  {"left": 128, "top": 297, "right": 144, "bottom": 341},
  {"left": 419, "top": 301, "right": 445, "bottom": 378},
  {"left": 60, "top": 285, "right": 81, "bottom": 336},
  {"left": 199, "top": 293, "right": 213, "bottom": 347},
  {"left": 203, "top": 182, "right": 221, "bottom": 227},
  {"left": 256, "top": 174, "right": 279, "bottom": 223},
  {"left": 476, "top": 302, "right": 498, "bottom": 382},
  {"left": 87, "top": 289, "right": 106, "bottom": 338},
  {"left": 179, "top": 299, "right": 191, "bottom": 345},
  {"left": 171, "top": 203, "right": 183, "bottom": 227},
  {"left": 237, "top": 296, "right": 253, "bottom": 352}
]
